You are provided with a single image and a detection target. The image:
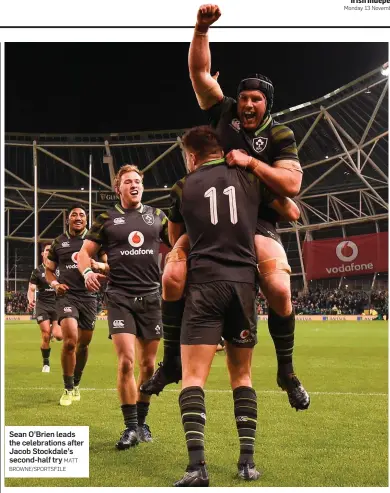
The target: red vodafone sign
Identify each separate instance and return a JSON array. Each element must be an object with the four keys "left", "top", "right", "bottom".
[{"left": 303, "top": 232, "right": 388, "bottom": 280}]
